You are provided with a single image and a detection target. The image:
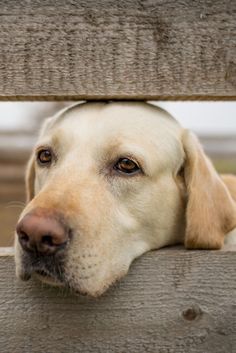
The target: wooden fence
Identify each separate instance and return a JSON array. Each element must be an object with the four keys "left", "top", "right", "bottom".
[
  {"left": 0, "top": 0, "right": 235, "bottom": 352},
  {"left": 0, "top": 0, "right": 235, "bottom": 100},
  {"left": 0, "top": 247, "right": 236, "bottom": 353}
]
